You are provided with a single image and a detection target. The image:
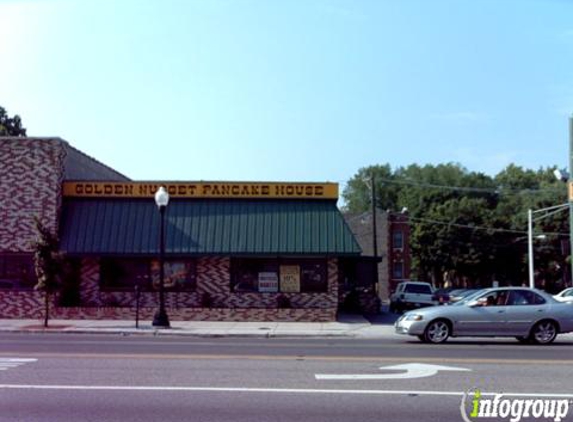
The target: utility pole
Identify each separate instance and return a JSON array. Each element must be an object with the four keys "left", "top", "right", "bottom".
[
  {"left": 370, "top": 175, "right": 378, "bottom": 258},
  {"left": 569, "top": 115, "right": 573, "bottom": 285},
  {"left": 528, "top": 209, "right": 534, "bottom": 289}
]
